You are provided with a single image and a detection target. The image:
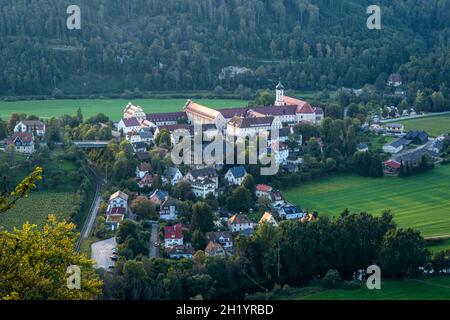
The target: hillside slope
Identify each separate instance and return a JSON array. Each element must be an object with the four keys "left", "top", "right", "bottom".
[{"left": 0, "top": 0, "right": 449, "bottom": 95}]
